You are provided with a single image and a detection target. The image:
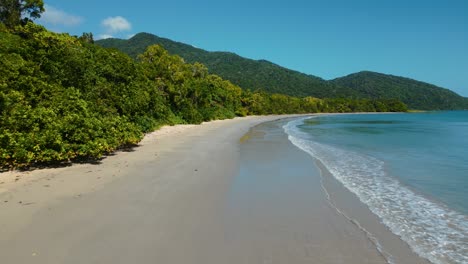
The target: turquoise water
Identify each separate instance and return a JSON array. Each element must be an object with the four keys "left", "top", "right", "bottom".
[{"left": 284, "top": 112, "right": 468, "bottom": 264}]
